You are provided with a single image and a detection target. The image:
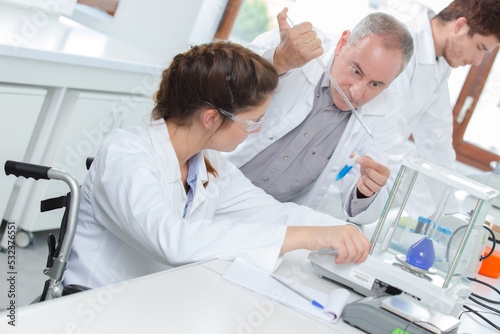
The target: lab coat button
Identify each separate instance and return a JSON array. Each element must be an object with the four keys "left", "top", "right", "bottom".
[{"left": 269, "top": 136, "right": 274, "bottom": 140}]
